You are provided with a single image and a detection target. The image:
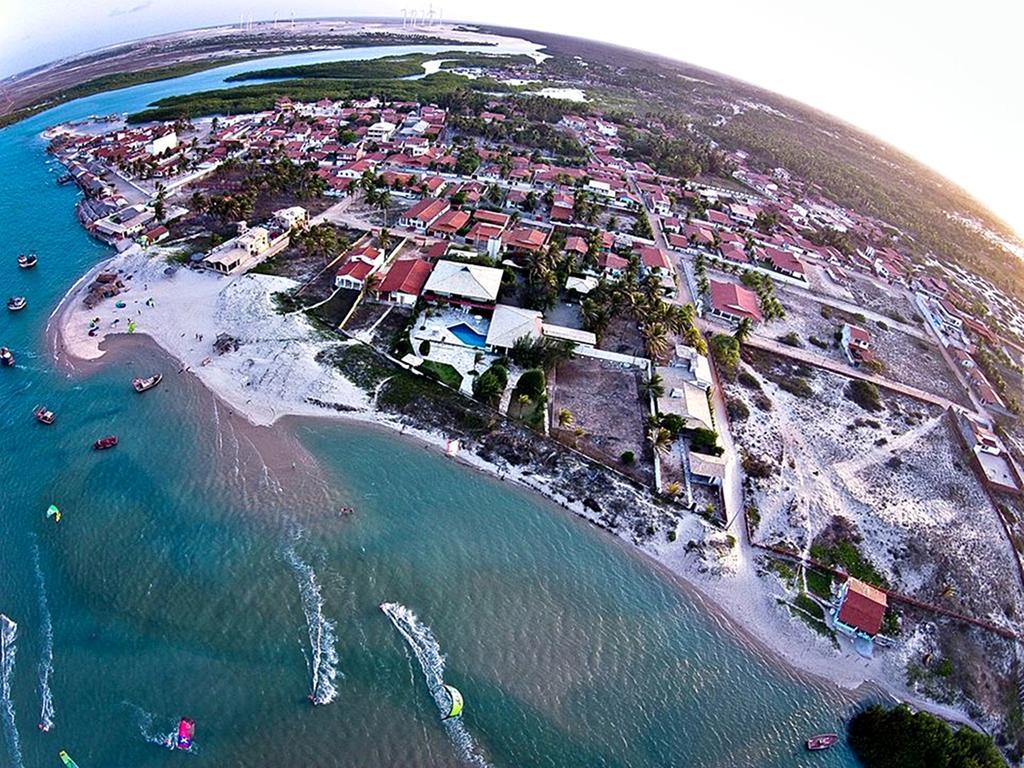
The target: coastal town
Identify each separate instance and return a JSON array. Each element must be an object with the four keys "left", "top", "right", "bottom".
[{"left": 30, "top": 47, "right": 1024, "bottom": 756}]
